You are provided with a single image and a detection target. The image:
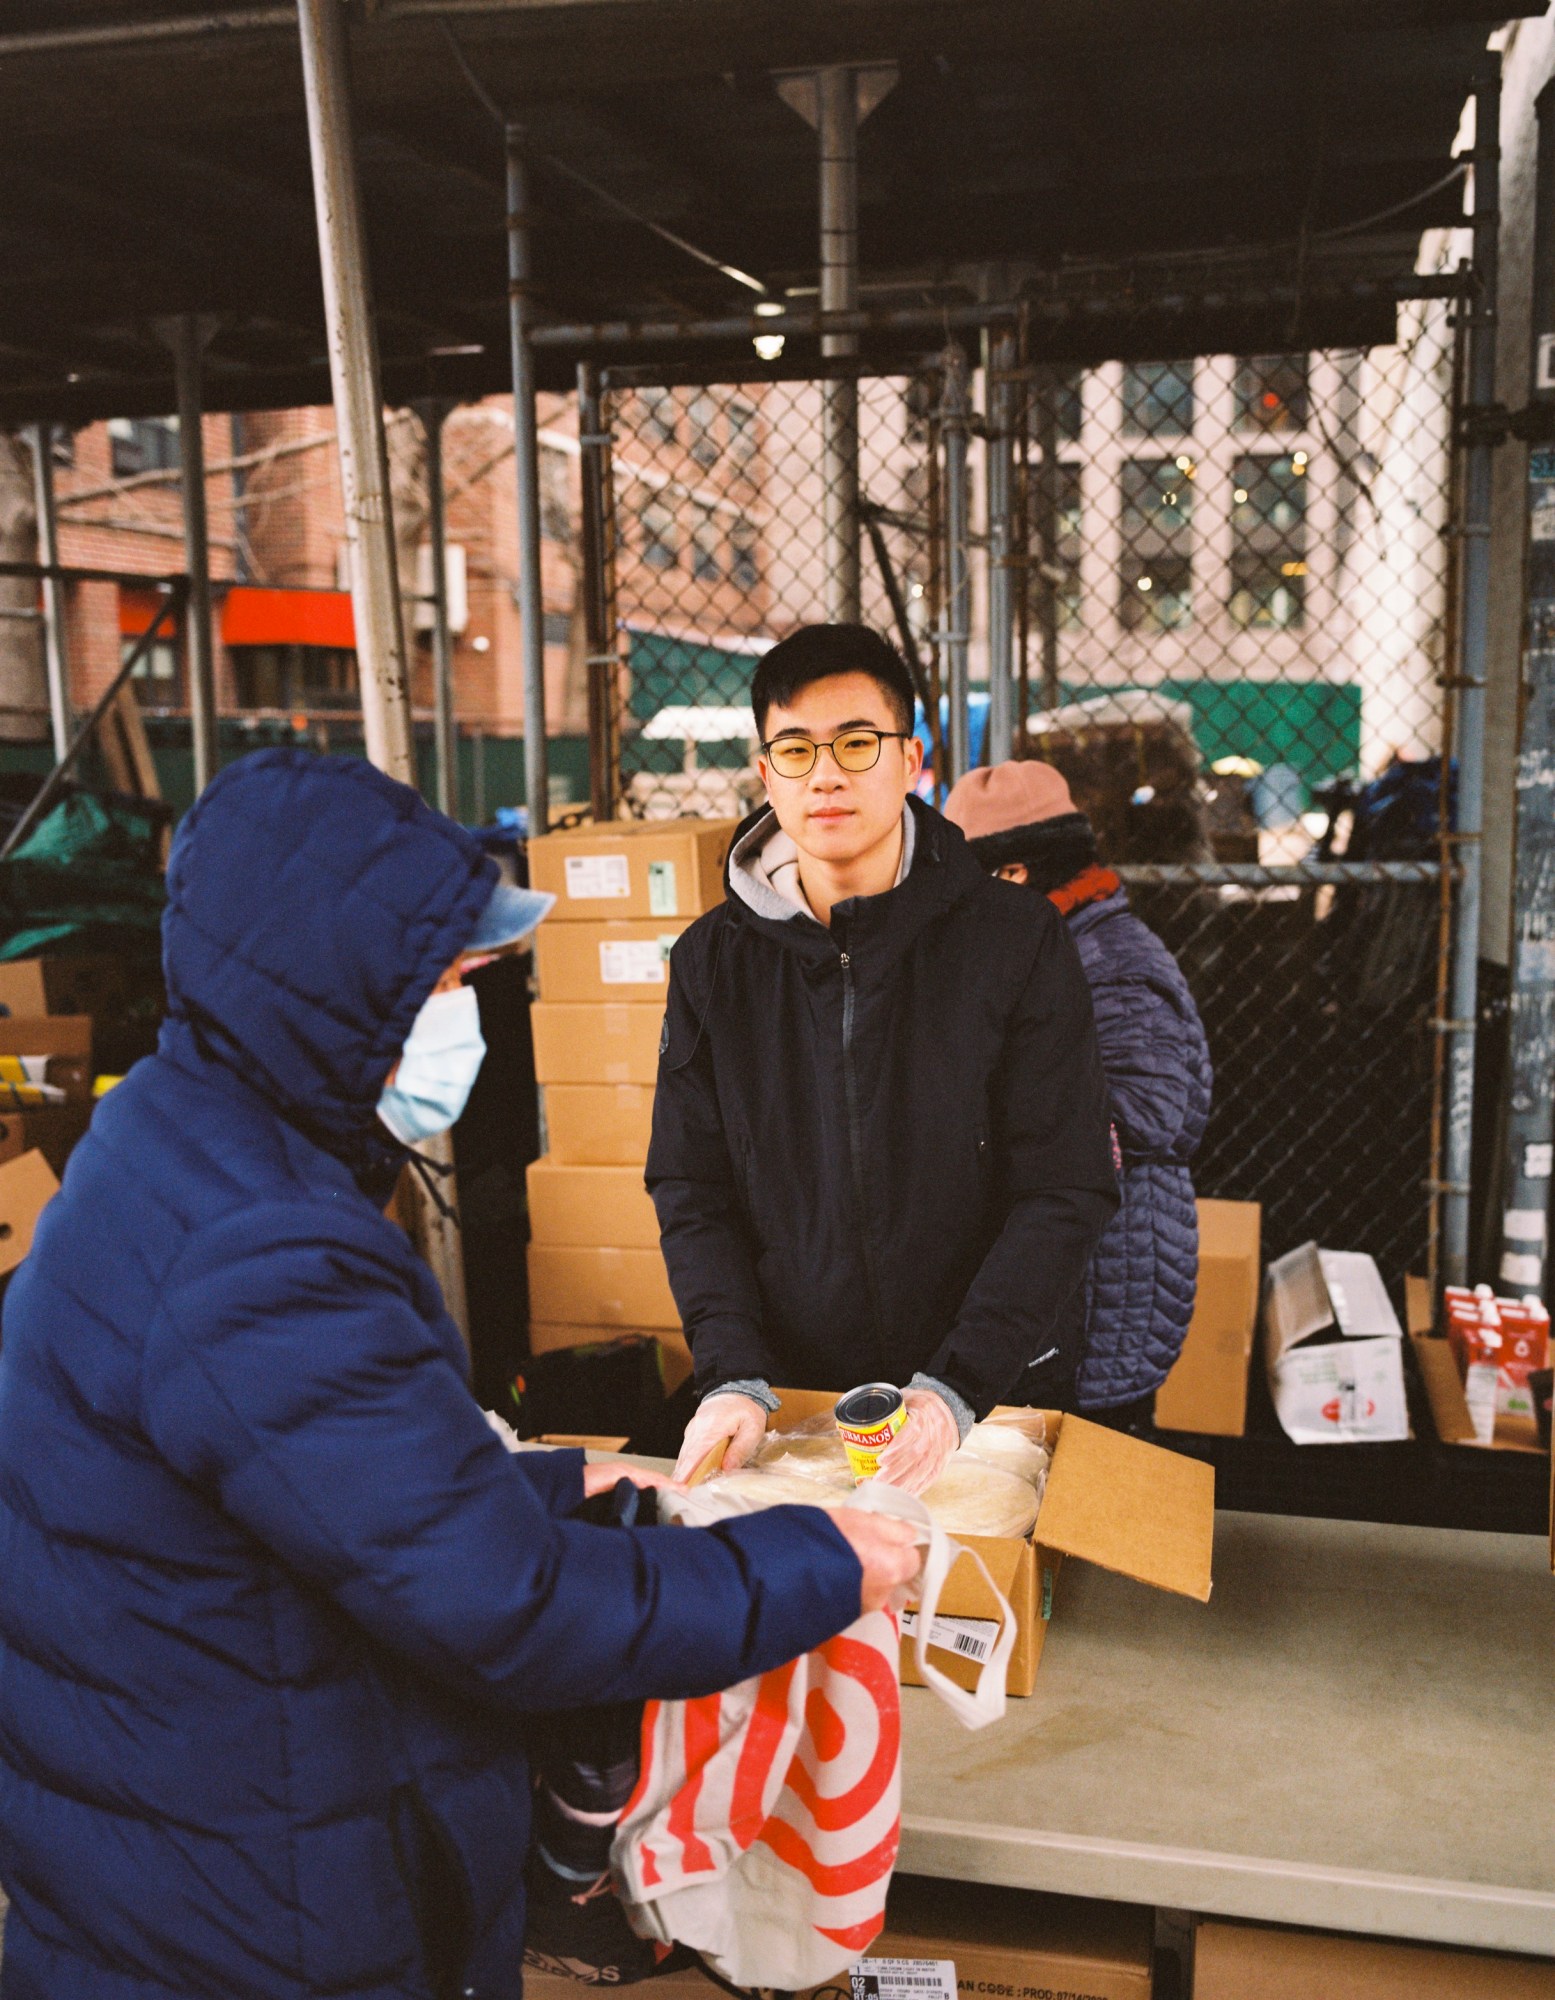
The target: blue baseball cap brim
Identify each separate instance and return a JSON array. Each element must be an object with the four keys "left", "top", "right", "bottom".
[{"left": 465, "top": 881, "right": 556, "bottom": 953}]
